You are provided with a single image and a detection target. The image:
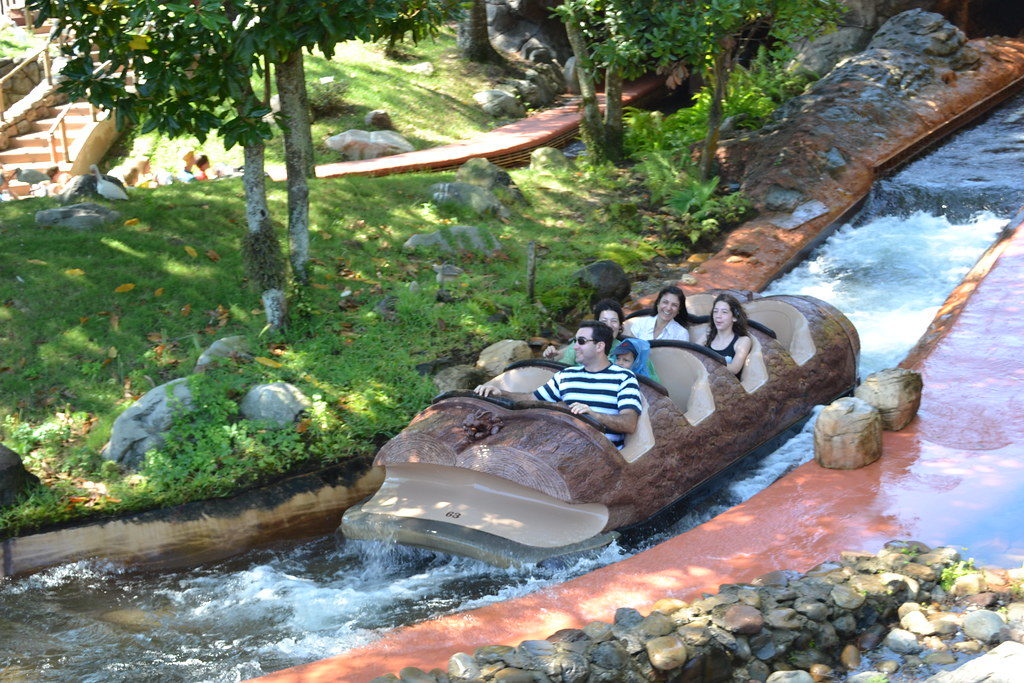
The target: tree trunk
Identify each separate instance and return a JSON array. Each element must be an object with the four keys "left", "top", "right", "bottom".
[
  {"left": 699, "top": 49, "right": 731, "bottom": 182},
  {"left": 274, "top": 49, "right": 314, "bottom": 286},
  {"left": 563, "top": 12, "right": 607, "bottom": 163},
  {"left": 603, "top": 68, "right": 624, "bottom": 163},
  {"left": 240, "top": 141, "right": 287, "bottom": 330},
  {"left": 457, "top": 0, "right": 502, "bottom": 64}
]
